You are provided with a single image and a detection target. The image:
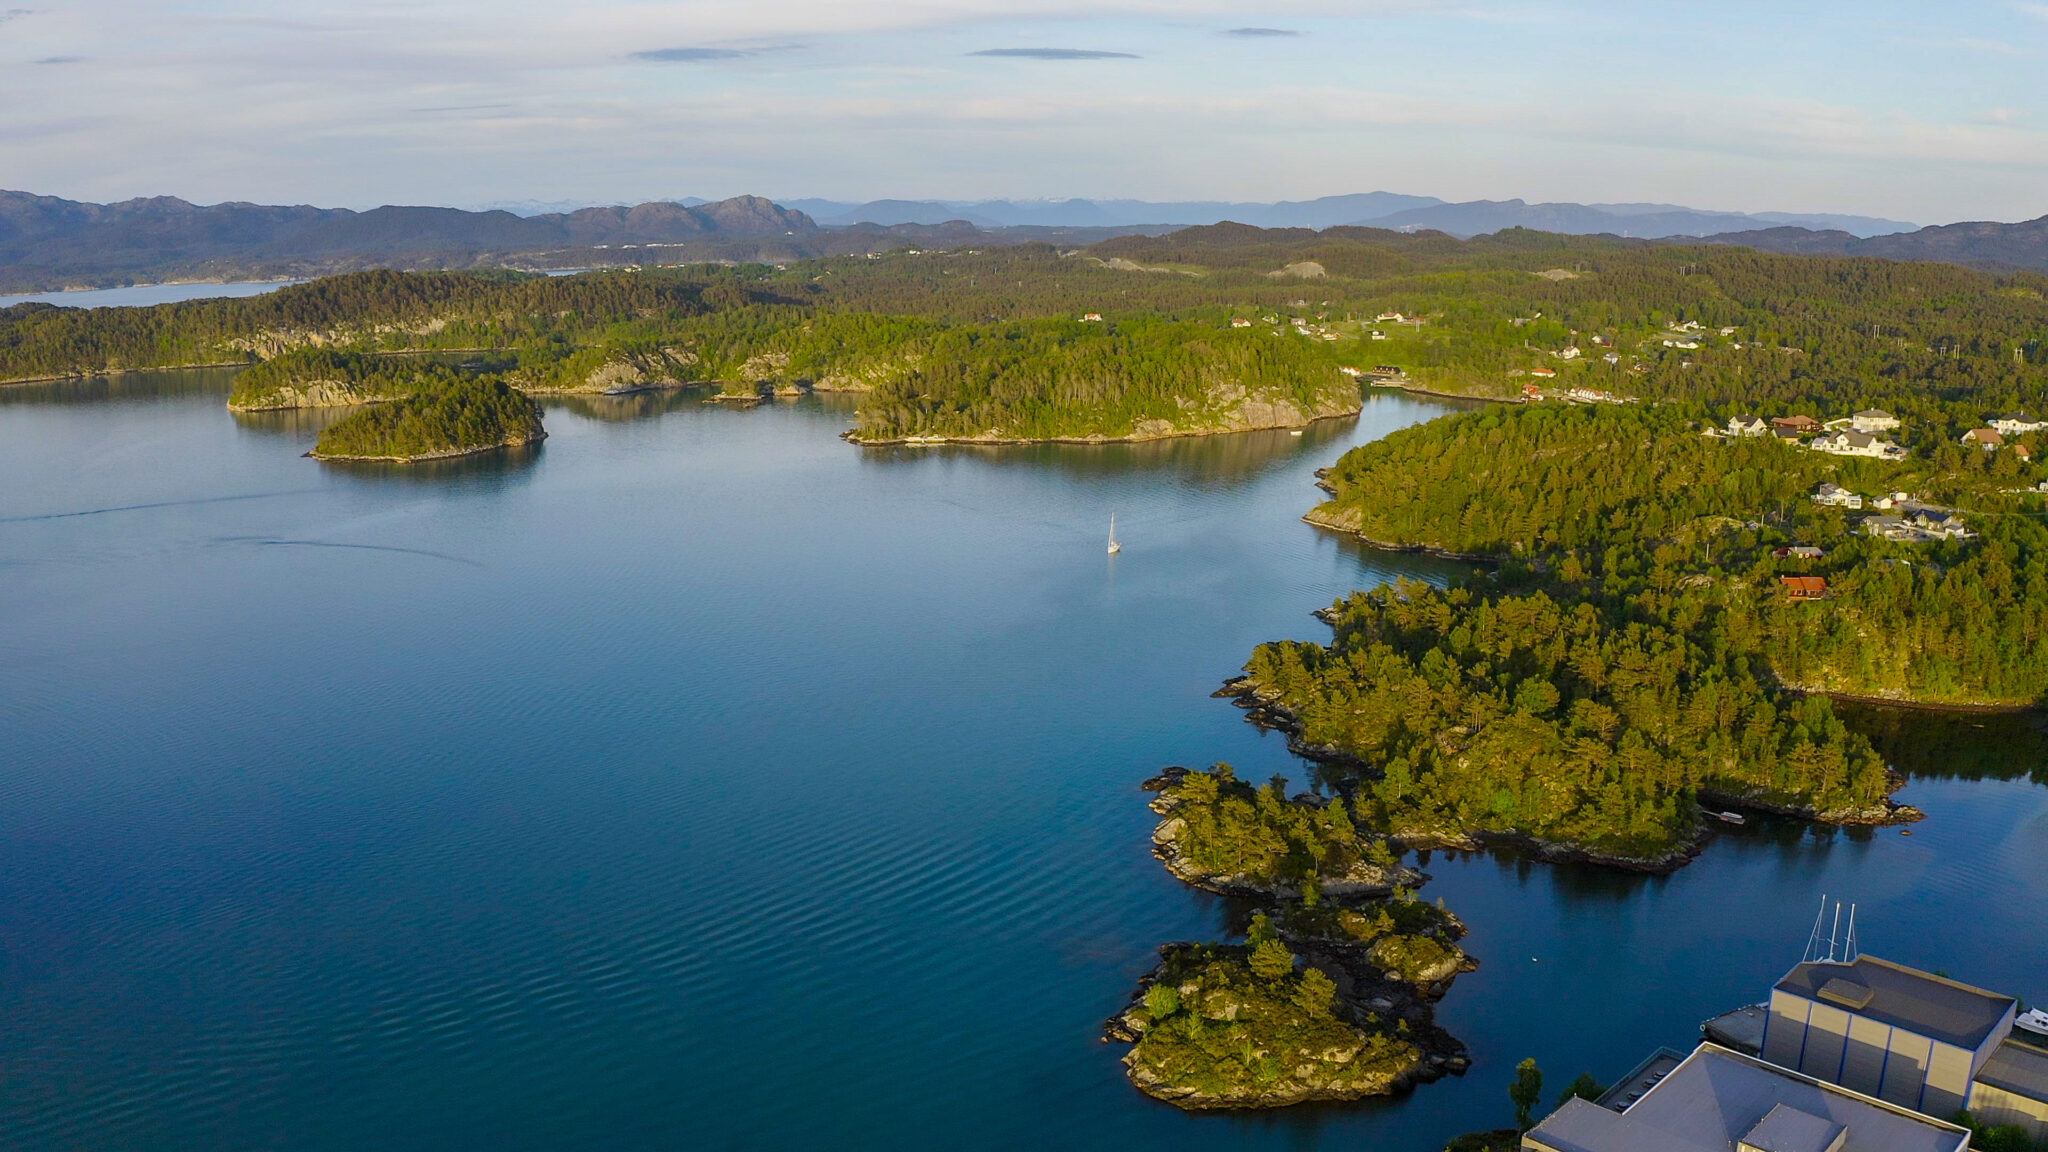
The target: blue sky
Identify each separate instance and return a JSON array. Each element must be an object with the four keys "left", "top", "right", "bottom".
[{"left": 4, "top": 1, "right": 2047, "bottom": 223}]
